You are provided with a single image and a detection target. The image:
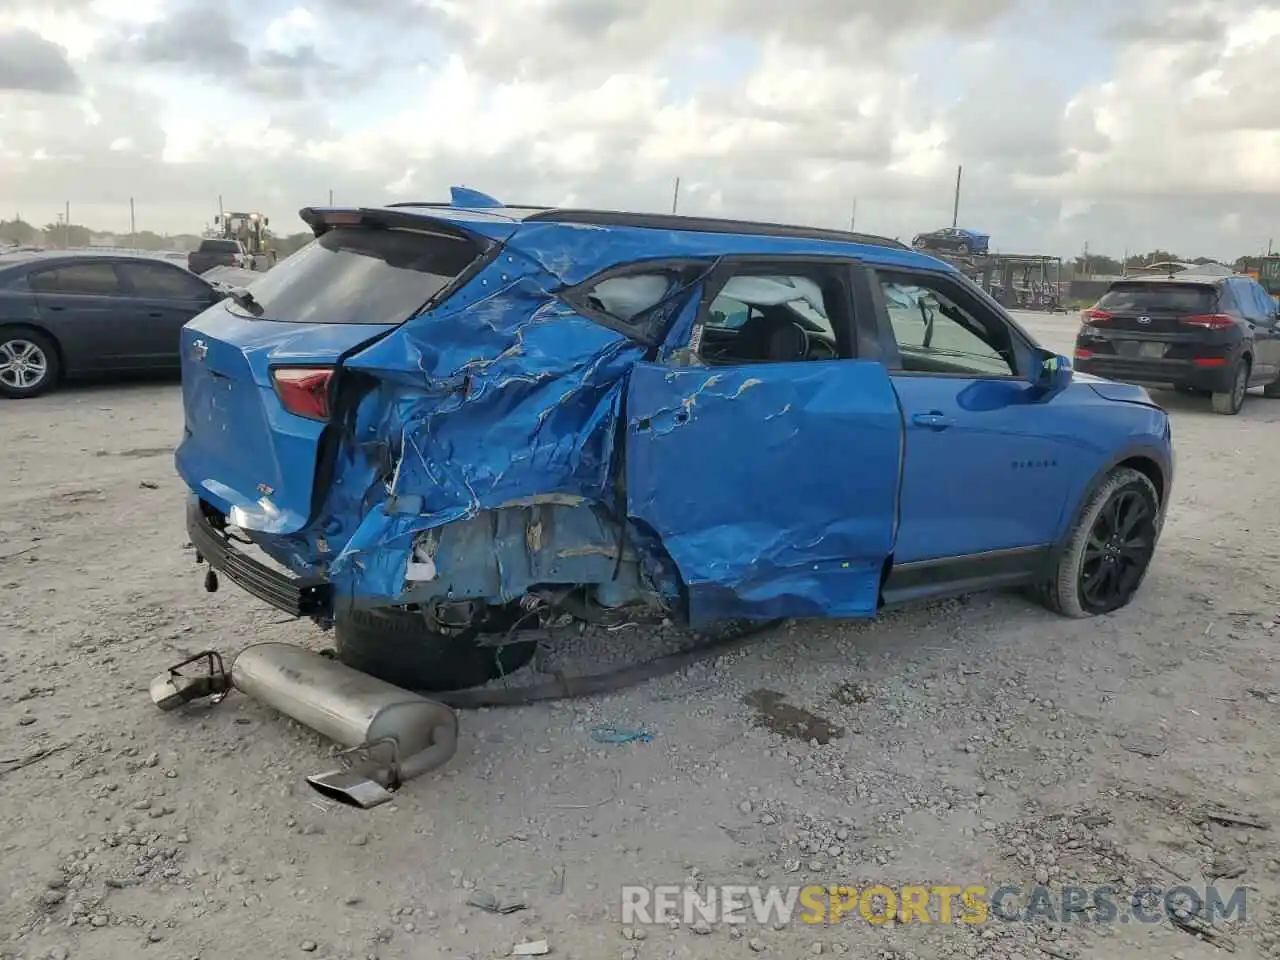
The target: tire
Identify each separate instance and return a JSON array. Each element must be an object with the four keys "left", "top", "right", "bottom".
[
  {"left": 333, "top": 606, "right": 538, "bottom": 692},
  {"left": 1211, "top": 358, "right": 1249, "bottom": 415},
  {"left": 0, "top": 328, "right": 59, "bottom": 399},
  {"left": 1033, "top": 466, "right": 1160, "bottom": 618},
  {"left": 1263, "top": 373, "right": 1280, "bottom": 398}
]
